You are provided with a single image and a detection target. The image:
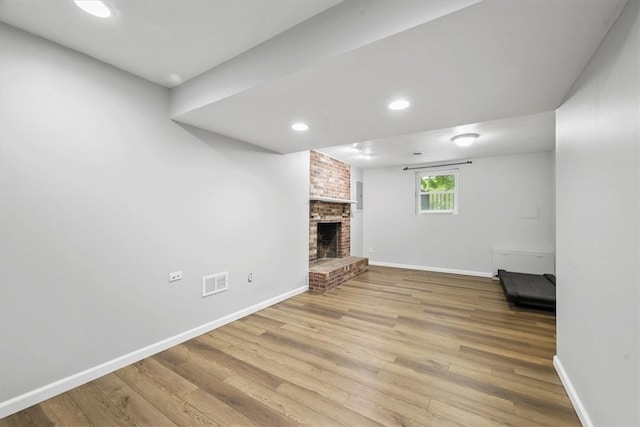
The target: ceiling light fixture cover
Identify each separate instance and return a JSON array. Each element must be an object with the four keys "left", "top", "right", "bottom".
[
  {"left": 388, "top": 99, "right": 410, "bottom": 110},
  {"left": 291, "top": 123, "right": 309, "bottom": 131},
  {"left": 74, "top": 0, "right": 112, "bottom": 18},
  {"left": 451, "top": 133, "right": 479, "bottom": 147}
]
